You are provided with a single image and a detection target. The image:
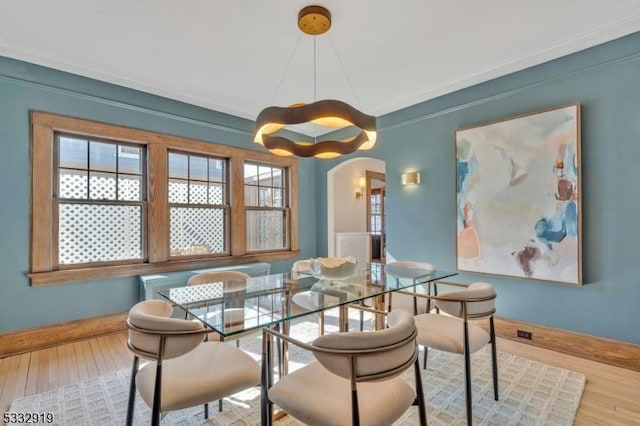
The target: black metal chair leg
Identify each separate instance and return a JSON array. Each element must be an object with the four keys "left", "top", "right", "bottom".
[
  {"left": 423, "top": 346, "right": 428, "bottom": 370},
  {"left": 413, "top": 357, "right": 428, "bottom": 426},
  {"left": 463, "top": 322, "right": 473, "bottom": 426},
  {"left": 490, "top": 316, "right": 499, "bottom": 400},
  {"left": 218, "top": 399, "right": 223, "bottom": 412},
  {"left": 351, "top": 389, "right": 360, "bottom": 425},
  {"left": 126, "top": 355, "right": 139, "bottom": 426},
  {"left": 151, "top": 363, "right": 162, "bottom": 426}
]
